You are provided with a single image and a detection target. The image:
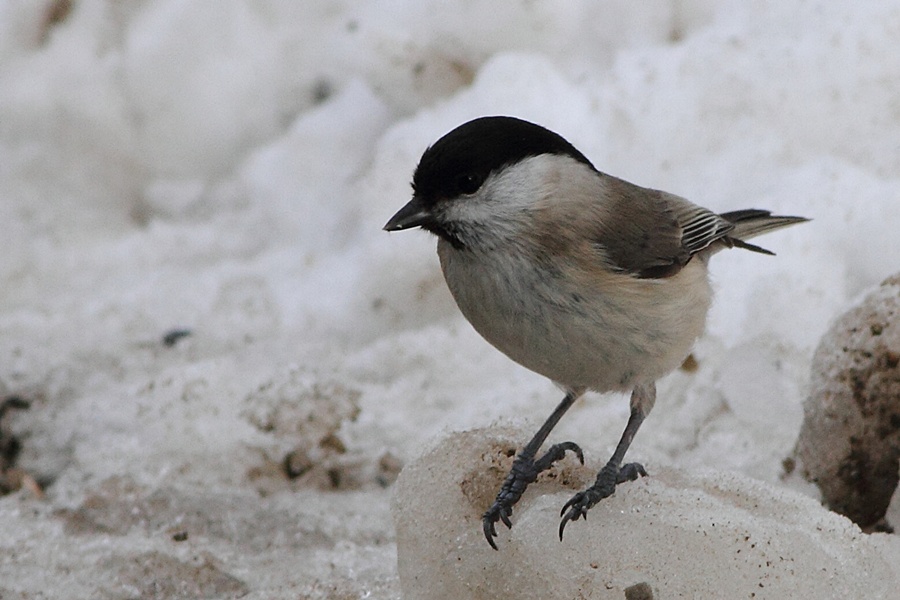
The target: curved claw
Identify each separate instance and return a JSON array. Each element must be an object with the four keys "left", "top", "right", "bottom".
[
  {"left": 617, "top": 462, "right": 647, "bottom": 483},
  {"left": 483, "top": 503, "right": 513, "bottom": 550},
  {"left": 532, "top": 441, "right": 584, "bottom": 472},
  {"left": 559, "top": 492, "right": 581, "bottom": 518},
  {"left": 558, "top": 495, "right": 589, "bottom": 540},
  {"left": 483, "top": 515, "right": 499, "bottom": 550},
  {"left": 558, "top": 462, "right": 648, "bottom": 540},
  {"left": 559, "top": 441, "right": 585, "bottom": 464},
  {"left": 482, "top": 440, "right": 585, "bottom": 549}
]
